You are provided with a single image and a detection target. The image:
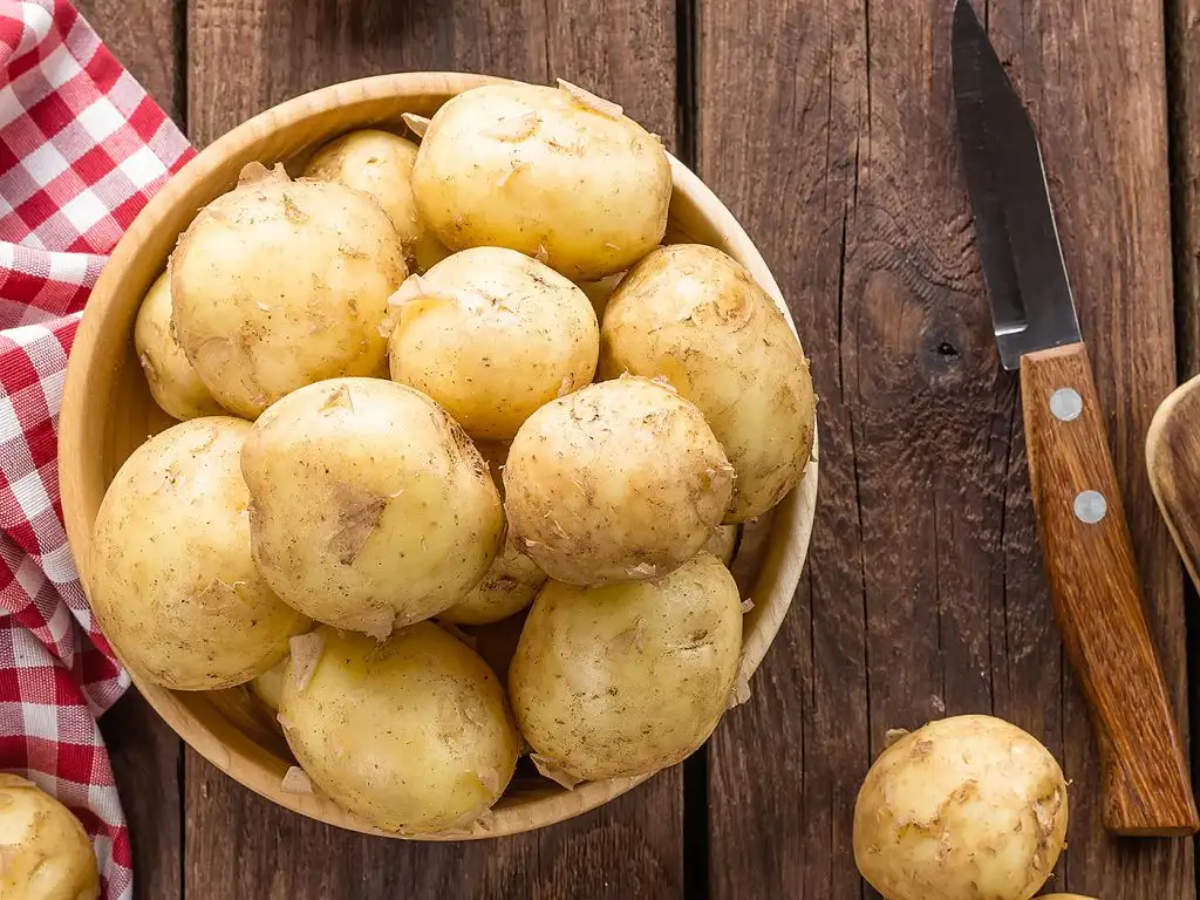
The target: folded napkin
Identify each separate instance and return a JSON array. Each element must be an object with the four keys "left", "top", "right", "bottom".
[{"left": 0, "top": 1, "right": 193, "bottom": 897}]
